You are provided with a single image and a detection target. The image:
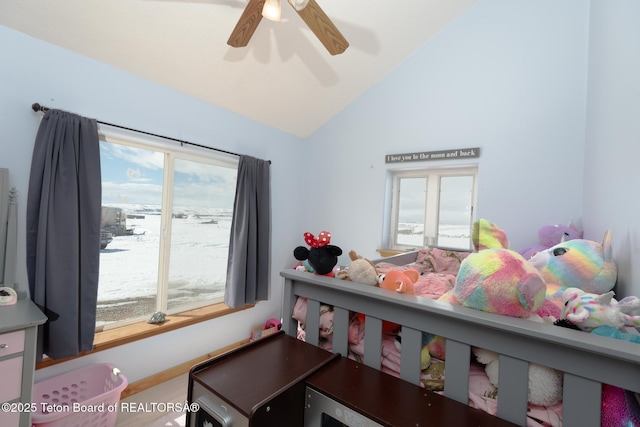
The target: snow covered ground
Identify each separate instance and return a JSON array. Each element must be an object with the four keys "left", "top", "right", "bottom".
[
  {"left": 396, "top": 223, "right": 471, "bottom": 249},
  {"left": 97, "top": 211, "right": 231, "bottom": 326}
]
